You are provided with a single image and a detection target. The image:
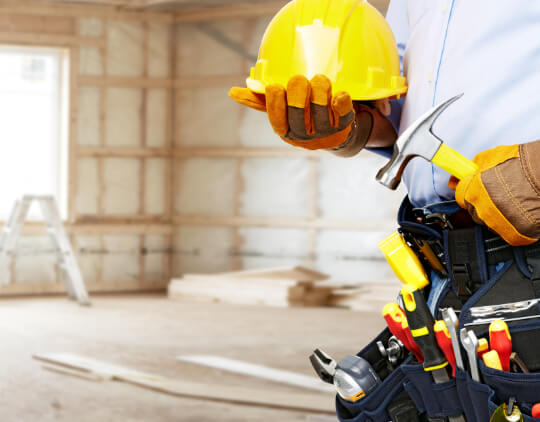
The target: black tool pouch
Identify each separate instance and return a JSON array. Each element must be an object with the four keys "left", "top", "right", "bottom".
[
  {"left": 462, "top": 320, "right": 540, "bottom": 421},
  {"left": 335, "top": 197, "right": 540, "bottom": 421},
  {"left": 336, "top": 328, "right": 413, "bottom": 422}
]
